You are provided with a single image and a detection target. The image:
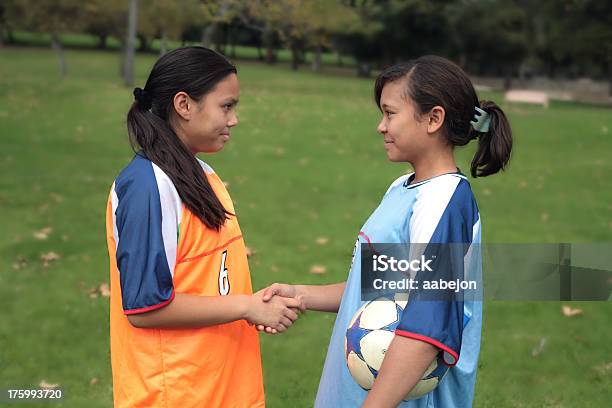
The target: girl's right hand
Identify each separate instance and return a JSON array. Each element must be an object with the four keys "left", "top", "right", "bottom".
[{"left": 245, "top": 291, "right": 302, "bottom": 333}]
